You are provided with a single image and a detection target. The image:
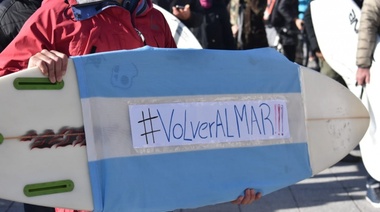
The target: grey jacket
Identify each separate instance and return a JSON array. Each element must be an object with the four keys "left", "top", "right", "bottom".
[{"left": 356, "top": 0, "right": 380, "bottom": 68}]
